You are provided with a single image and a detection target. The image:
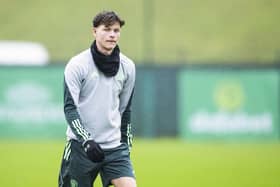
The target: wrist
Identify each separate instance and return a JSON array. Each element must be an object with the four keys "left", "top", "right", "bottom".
[{"left": 82, "top": 138, "right": 93, "bottom": 146}]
